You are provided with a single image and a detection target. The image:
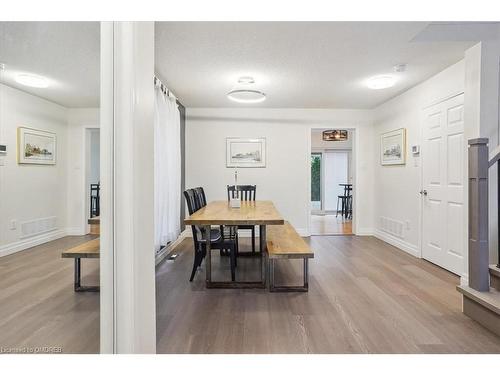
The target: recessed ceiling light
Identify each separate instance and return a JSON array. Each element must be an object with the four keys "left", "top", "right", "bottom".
[
  {"left": 15, "top": 73, "right": 49, "bottom": 88},
  {"left": 366, "top": 75, "right": 396, "bottom": 90},
  {"left": 227, "top": 89, "right": 266, "bottom": 103}
]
